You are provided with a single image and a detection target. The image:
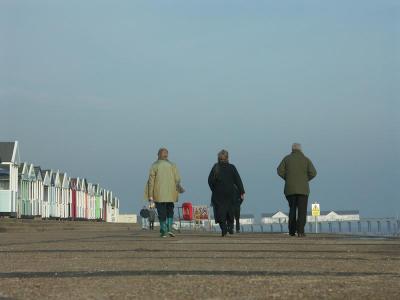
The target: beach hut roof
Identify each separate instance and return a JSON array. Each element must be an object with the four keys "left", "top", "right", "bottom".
[
  {"left": 0, "top": 142, "right": 18, "bottom": 164},
  {"left": 34, "top": 166, "right": 42, "bottom": 178}
]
